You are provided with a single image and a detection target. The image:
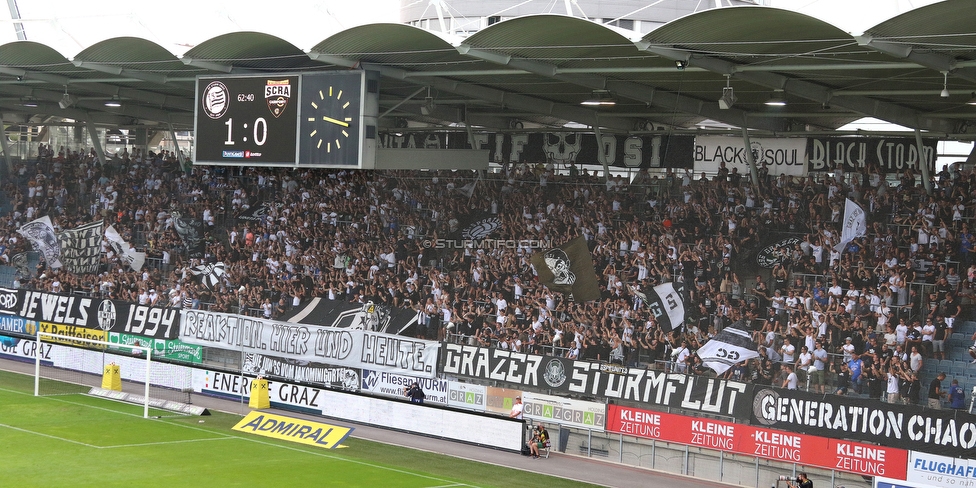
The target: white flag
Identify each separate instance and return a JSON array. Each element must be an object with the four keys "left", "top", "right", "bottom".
[
  {"left": 17, "top": 215, "right": 62, "bottom": 269},
  {"left": 105, "top": 225, "right": 146, "bottom": 271},
  {"left": 834, "top": 198, "right": 866, "bottom": 252},
  {"left": 696, "top": 325, "right": 760, "bottom": 375}
]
